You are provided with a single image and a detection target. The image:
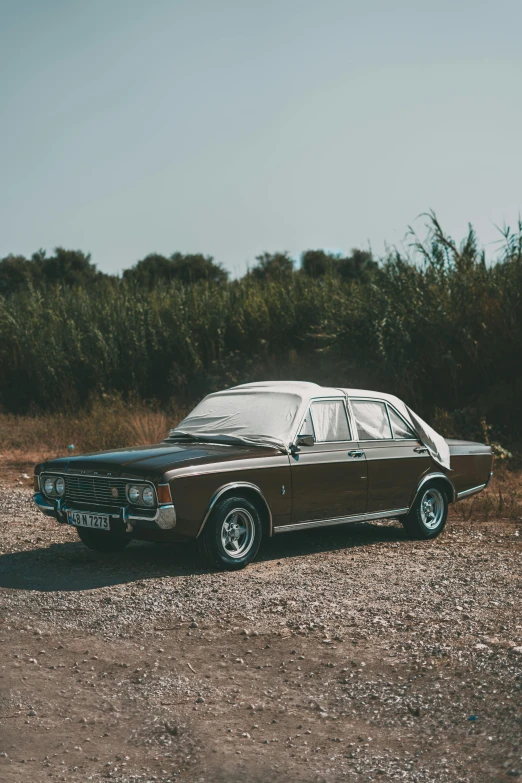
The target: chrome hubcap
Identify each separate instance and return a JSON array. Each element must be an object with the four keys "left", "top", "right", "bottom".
[
  {"left": 220, "top": 509, "right": 255, "bottom": 559},
  {"left": 420, "top": 488, "right": 445, "bottom": 529}
]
